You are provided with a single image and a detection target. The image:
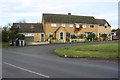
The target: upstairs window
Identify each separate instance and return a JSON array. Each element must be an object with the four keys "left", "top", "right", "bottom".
[
  {"left": 70, "top": 24, "right": 73, "bottom": 27},
  {"left": 82, "top": 25, "right": 86, "bottom": 28},
  {"left": 90, "top": 25, "right": 94, "bottom": 28},
  {"left": 105, "top": 26, "right": 107, "bottom": 29},
  {"left": 51, "top": 24, "right": 57, "bottom": 27},
  {"left": 62, "top": 24, "right": 65, "bottom": 27},
  {"left": 76, "top": 24, "right": 79, "bottom": 28}
]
